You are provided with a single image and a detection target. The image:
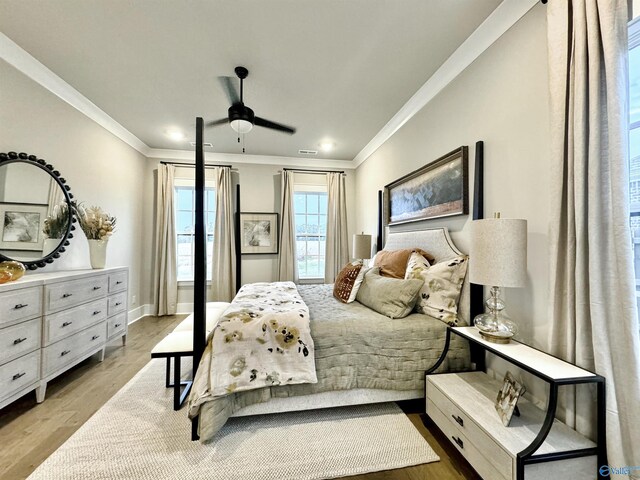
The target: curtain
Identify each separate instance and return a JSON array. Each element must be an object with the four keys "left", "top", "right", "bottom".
[
  {"left": 153, "top": 164, "right": 178, "bottom": 316},
  {"left": 547, "top": 0, "right": 640, "bottom": 474},
  {"left": 211, "top": 167, "right": 236, "bottom": 302},
  {"left": 324, "top": 172, "right": 349, "bottom": 283},
  {"left": 277, "top": 170, "right": 297, "bottom": 281}
]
